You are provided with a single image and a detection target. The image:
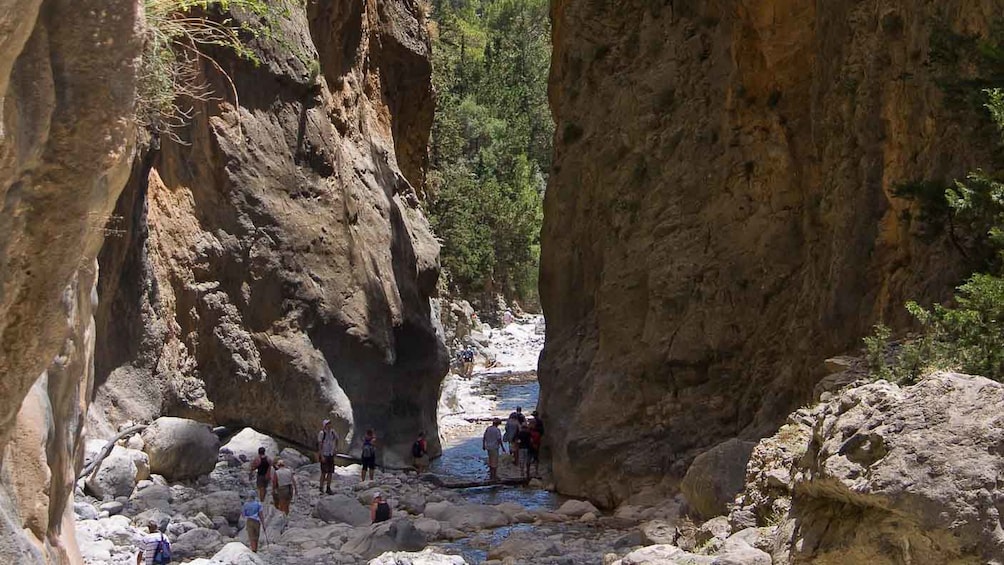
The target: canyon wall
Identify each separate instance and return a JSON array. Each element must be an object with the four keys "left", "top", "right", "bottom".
[
  {"left": 540, "top": 0, "right": 1004, "bottom": 506},
  {"left": 92, "top": 0, "right": 447, "bottom": 465},
  {"left": 0, "top": 0, "right": 140, "bottom": 560}
]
